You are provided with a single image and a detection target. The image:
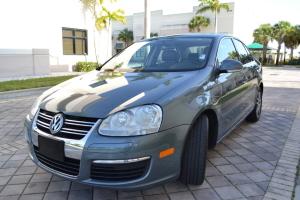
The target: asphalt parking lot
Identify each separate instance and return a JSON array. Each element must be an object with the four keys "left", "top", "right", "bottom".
[{"left": 0, "top": 66, "right": 299, "bottom": 200}]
